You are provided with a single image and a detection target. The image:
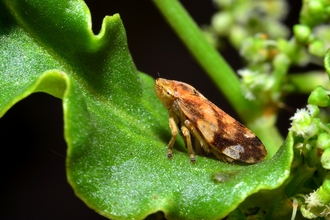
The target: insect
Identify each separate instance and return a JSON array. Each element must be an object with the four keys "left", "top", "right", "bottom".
[{"left": 154, "top": 78, "right": 267, "bottom": 164}]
